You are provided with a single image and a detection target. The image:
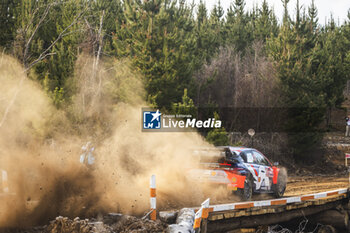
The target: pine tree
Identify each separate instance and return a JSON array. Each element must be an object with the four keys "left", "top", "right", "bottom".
[
  {"left": 206, "top": 112, "right": 229, "bottom": 146},
  {"left": 253, "top": 0, "right": 279, "bottom": 42},
  {"left": 33, "top": 0, "right": 86, "bottom": 105},
  {"left": 172, "top": 89, "right": 196, "bottom": 116},
  {"left": 225, "top": 0, "right": 252, "bottom": 52},
  {"left": 343, "top": 10, "right": 350, "bottom": 80},
  {"left": 317, "top": 15, "right": 349, "bottom": 126},
  {"left": 114, "top": 0, "right": 197, "bottom": 109},
  {"left": 0, "top": 0, "right": 19, "bottom": 49},
  {"left": 282, "top": 0, "right": 290, "bottom": 24},
  {"left": 267, "top": 0, "right": 326, "bottom": 159}
]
